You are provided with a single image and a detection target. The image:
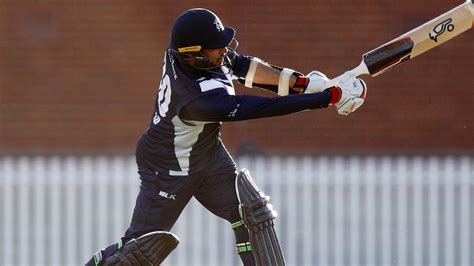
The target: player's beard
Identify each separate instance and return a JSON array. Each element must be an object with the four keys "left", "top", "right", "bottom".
[{"left": 208, "top": 56, "right": 225, "bottom": 68}]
